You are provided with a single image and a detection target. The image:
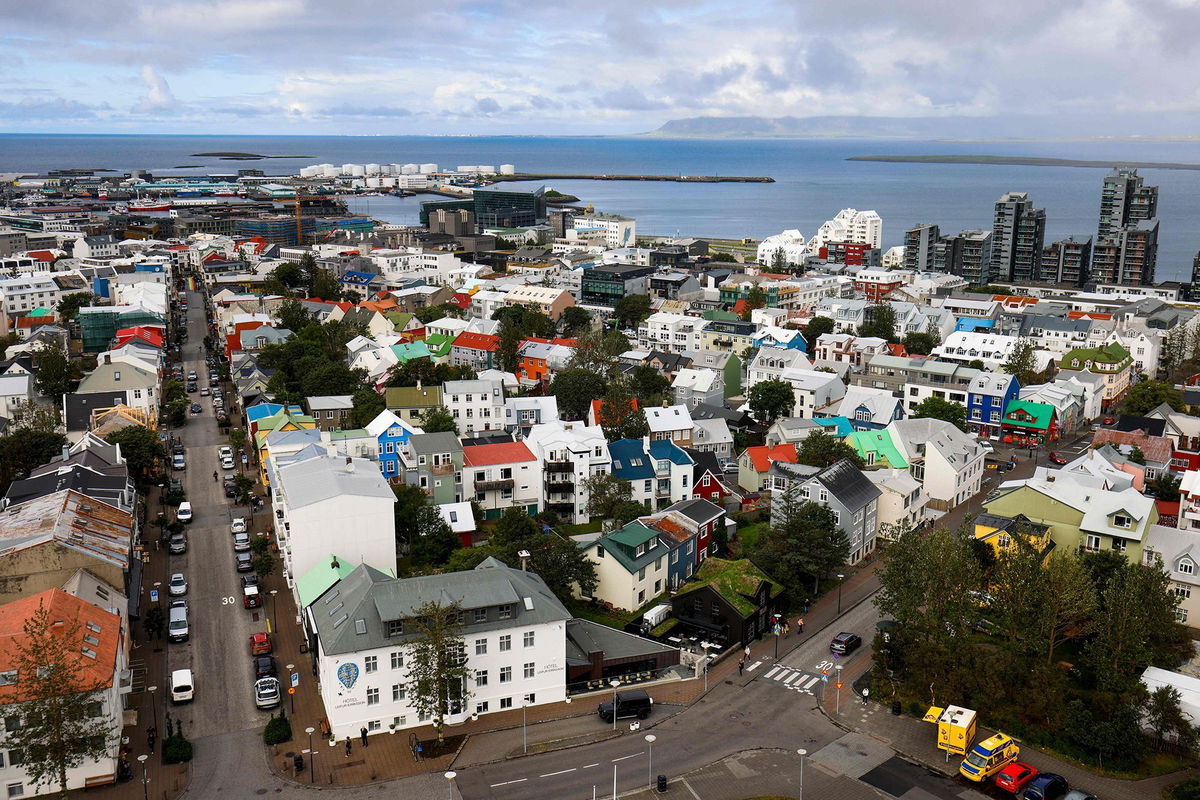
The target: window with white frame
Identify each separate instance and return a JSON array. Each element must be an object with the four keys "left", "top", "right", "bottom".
[
  {"left": 390, "top": 651, "right": 404, "bottom": 670},
  {"left": 392, "top": 684, "right": 405, "bottom": 701},
  {"left": 523, "top": 631, "right": 534, "bottom": 647},
  {"left": 499, "top": 635, "right": 511, "bottom": 651},
  {"left": 366, "top": 687, "right": 380, "bottom": 706},
  {"left": 523, "top": 662, "right": 535, "bottom": 679},
  {"left": 500, "top": 666, "right": 512, "bottom": 683}
]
